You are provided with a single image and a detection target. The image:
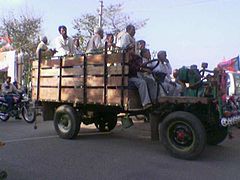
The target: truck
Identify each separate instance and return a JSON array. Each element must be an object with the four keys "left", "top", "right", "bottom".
[{"left": 31, "top": 50, "right": 240, "bottom": 160}]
